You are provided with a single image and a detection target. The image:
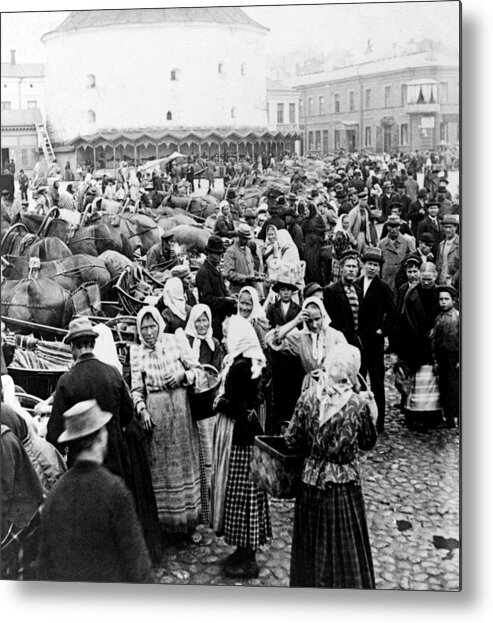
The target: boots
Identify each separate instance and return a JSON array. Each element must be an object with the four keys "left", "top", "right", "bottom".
[{"left": 223, "top": 546, "right": 259, "bottom": 579}]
